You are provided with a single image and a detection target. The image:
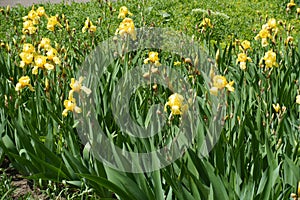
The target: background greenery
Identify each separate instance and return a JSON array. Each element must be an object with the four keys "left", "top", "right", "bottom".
[{"left": 0, "top": 0, "right": 299, "bottom": 199}]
